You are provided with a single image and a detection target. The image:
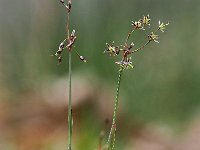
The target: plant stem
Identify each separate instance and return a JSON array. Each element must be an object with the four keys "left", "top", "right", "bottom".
[
  {"left": 66, "top": 1, "right": 72, "bottom": 149},
  {"left": 107, "top": 69, "right": 123, "bottom": 149},
  {"left": 125, "top": 28, "right": 136, "bottom": 46},
  {"left": 68, "top": 51, "right": 72, "bottom": 150},
  {"left": 132, "top": 41, "right": 150, "bottom": 53}
]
